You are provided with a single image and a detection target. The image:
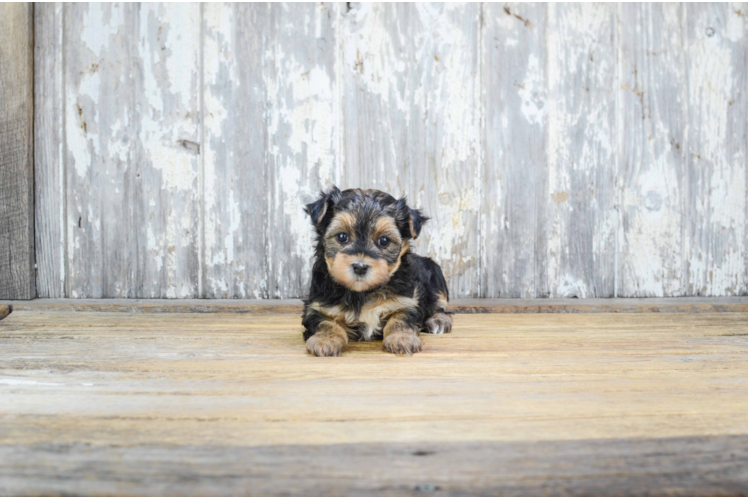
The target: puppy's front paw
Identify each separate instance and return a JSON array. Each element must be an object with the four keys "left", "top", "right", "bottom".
[
  {"left": 383, "top": 331, "right": 422, "bottom": 355},
  {"left": 424, "top": 312, "right": 452, "bottom": 334},
  {"left": 306, "top": 334, "right": 346, "bottom": 357}
]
